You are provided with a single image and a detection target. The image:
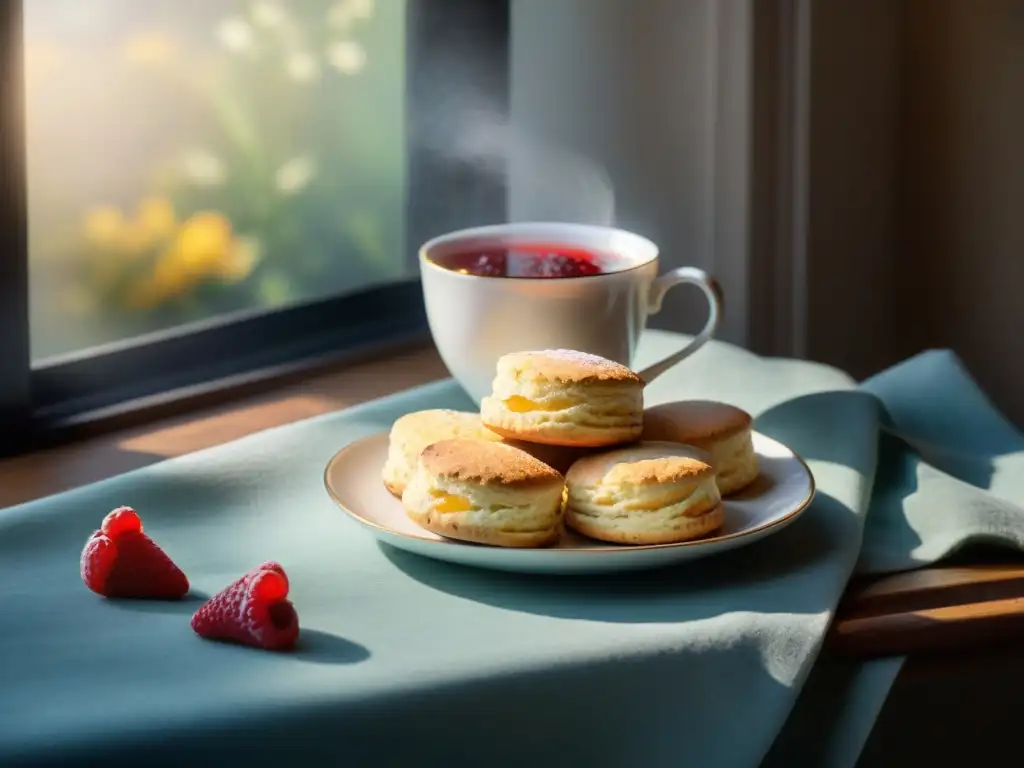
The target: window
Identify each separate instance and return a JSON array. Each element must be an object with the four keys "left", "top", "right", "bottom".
[
  {"left": 0, "top": 0, "right": 509, "bottom": 455},
  {"left": 26, "top": 0, "right": 407, "bottom": 359}
]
